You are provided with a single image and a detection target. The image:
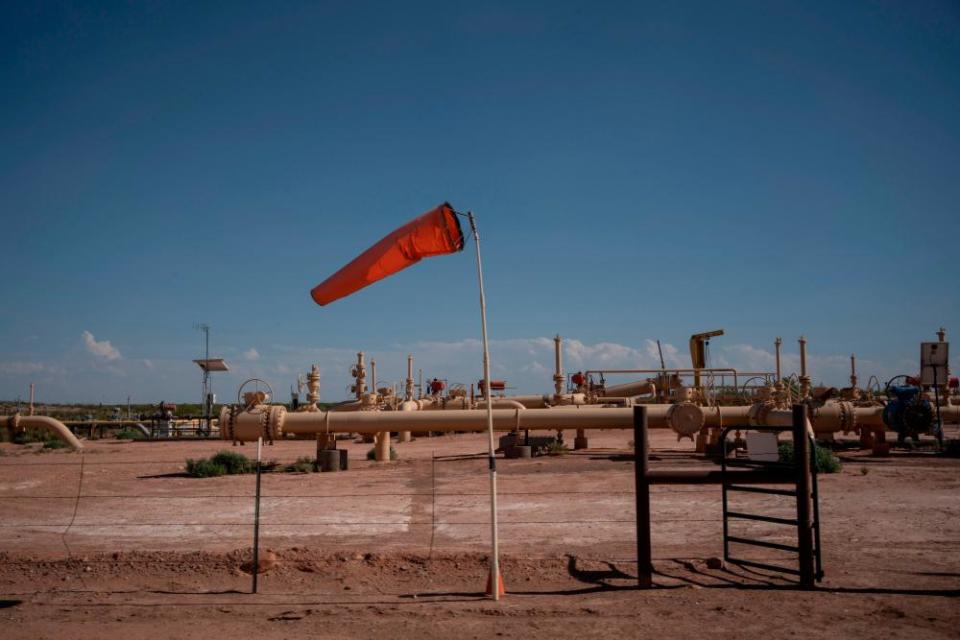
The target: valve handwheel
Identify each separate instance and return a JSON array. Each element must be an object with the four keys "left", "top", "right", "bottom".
[{"left": 237, "top": 378, "right": 275, "bottom": 411}]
